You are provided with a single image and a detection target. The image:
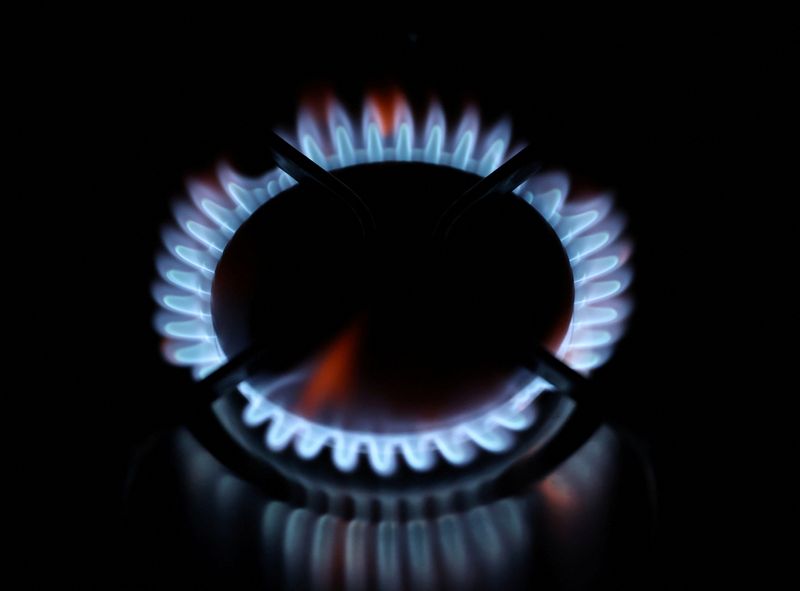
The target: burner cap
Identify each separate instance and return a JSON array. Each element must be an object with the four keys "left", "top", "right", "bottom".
[{"left": 211, "top": 162, "right": 573, "bottom": 428}]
